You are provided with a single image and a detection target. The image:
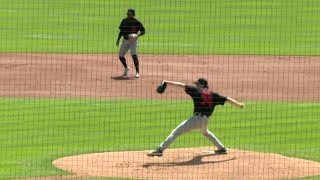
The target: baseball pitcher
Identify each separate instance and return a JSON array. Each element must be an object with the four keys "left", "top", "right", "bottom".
[
  {"left": 147, "top": 78, "right": 245, "bottom": 157},
  {"left": 116, "top": 8, "right": 145, "bottom": 78}
]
